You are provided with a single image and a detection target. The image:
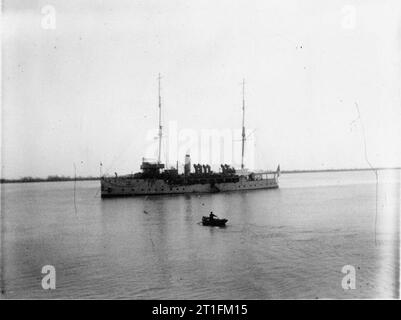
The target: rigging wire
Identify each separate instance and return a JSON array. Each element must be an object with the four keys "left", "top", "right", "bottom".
[
  {"left": 73, "top": 163, "right": 78, "bottom": 215},
  {"left": 355, "top": 102, "right": 379, "bottom": 245}
]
